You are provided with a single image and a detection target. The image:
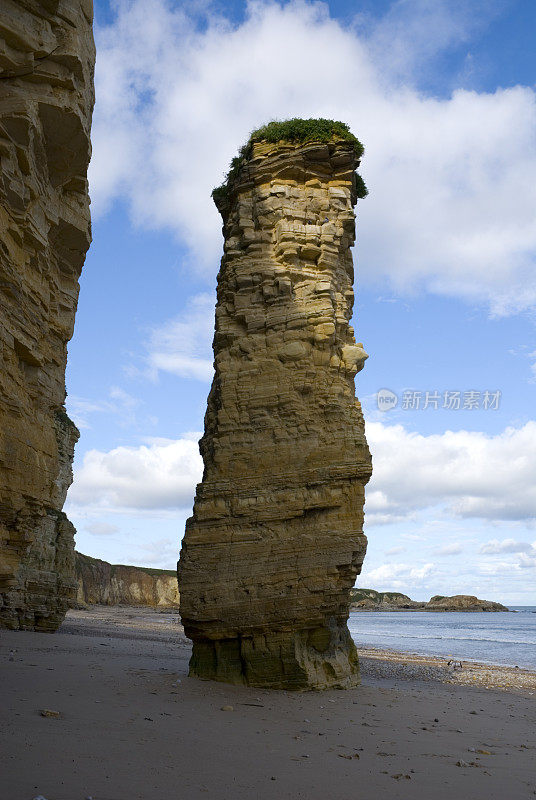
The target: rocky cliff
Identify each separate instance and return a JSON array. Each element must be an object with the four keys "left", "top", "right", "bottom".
[
  {"left": 75, "top": 552, "right": 180, "bottom": 608},
  {"left": 350, "top": 589, "right": 419, "bottom": 610},
  {"left": 425, "top": 594, "right": 509, "bottom": 612},
  {"left": 350, "top": 589, "right": 509, "bottom": 612},
  {"left": 178, "top": 119, "right": 372, "bottom": 690},
  {"left": 0, "top": 0, "right": 94, "bottom": 630}
]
